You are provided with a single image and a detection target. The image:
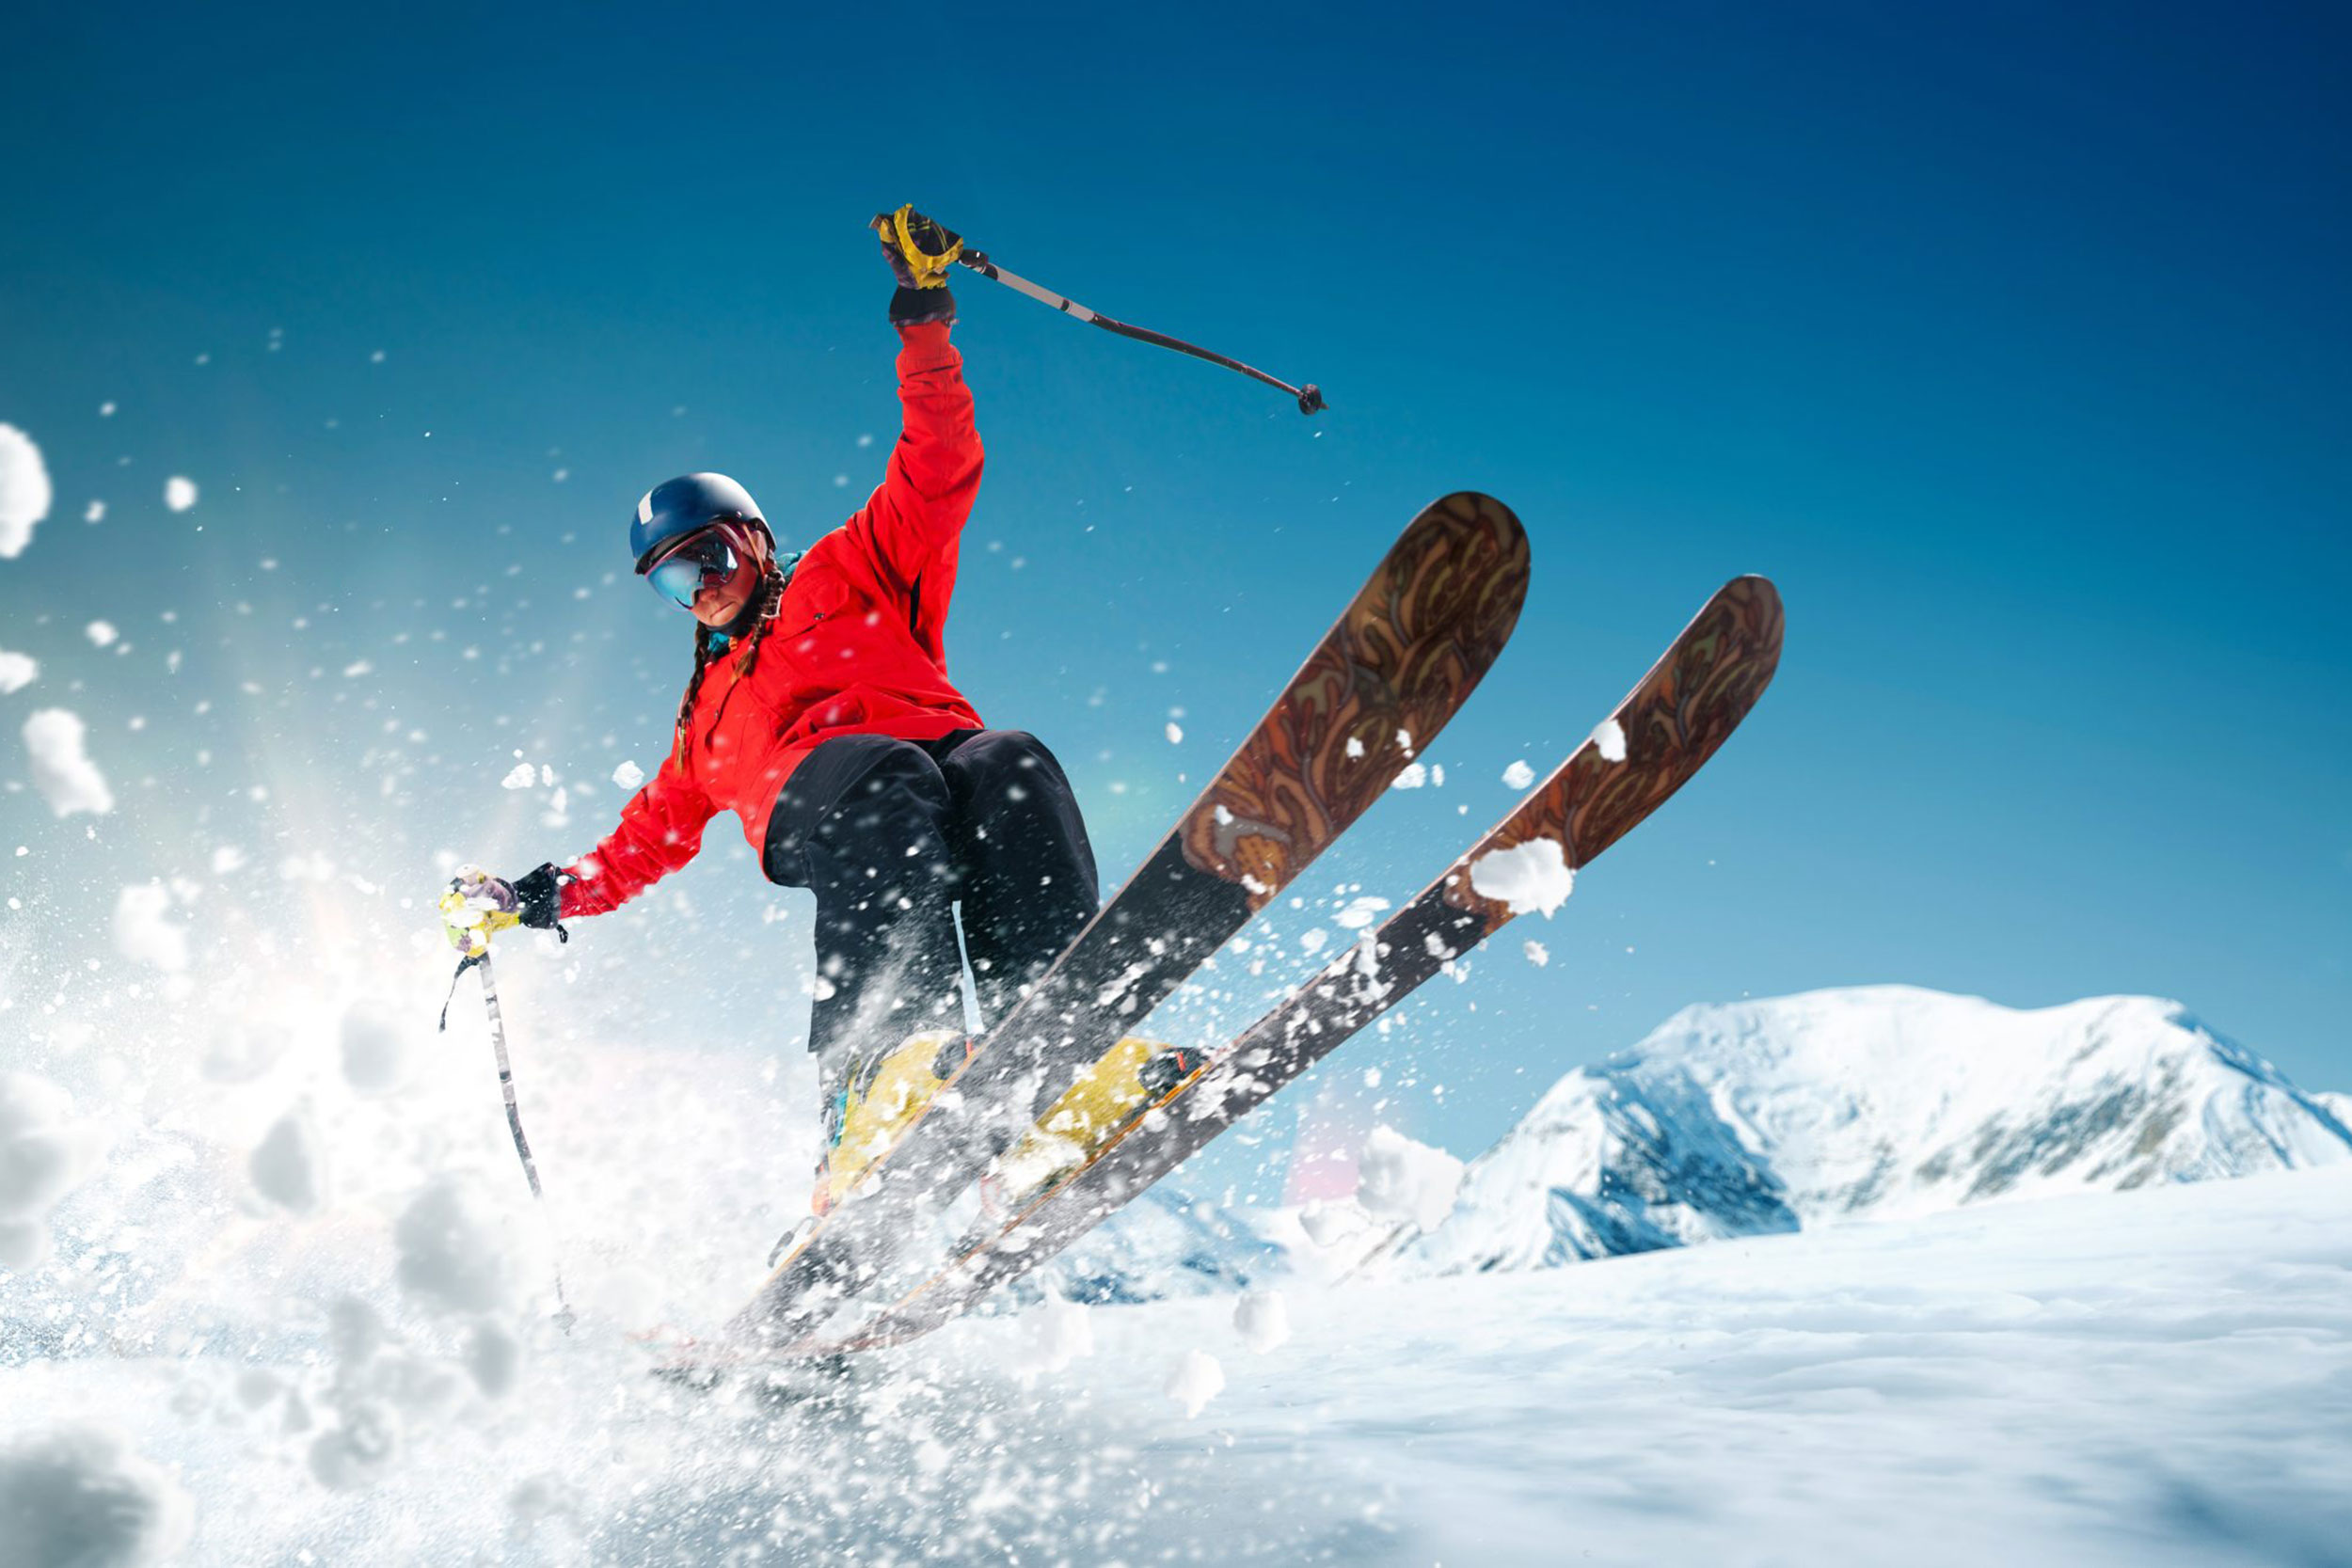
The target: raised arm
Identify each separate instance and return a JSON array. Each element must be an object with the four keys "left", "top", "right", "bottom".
[
  {"left": 848, "top": 319, "right": 983, "bottom": 591},
  {"left": 846, "top": 206, "right": 983, "bottom": 594}
]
